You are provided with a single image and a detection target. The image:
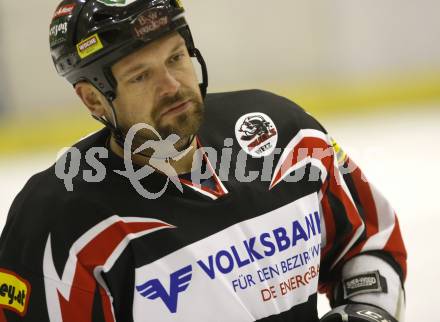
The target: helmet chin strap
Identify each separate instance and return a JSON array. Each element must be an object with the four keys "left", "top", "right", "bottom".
[{"left": 193, "top": 47, "right": 208, "bottom": 98}]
